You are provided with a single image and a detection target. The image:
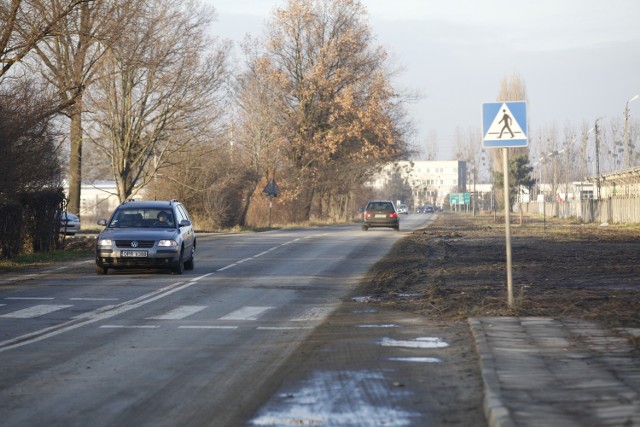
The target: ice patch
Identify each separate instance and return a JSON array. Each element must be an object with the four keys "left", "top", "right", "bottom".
[
  {"left": 357, "top": 324, "right": 400, "bottom": 328},
  {"left": 379, "top": 337, "right": 449, "bottom": 349},
  {"left": 251, "top": 371, "right": 421, "bottom": 426},
  {"left": 388, "top": 357, "right": 442, "bottom": 363}
]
